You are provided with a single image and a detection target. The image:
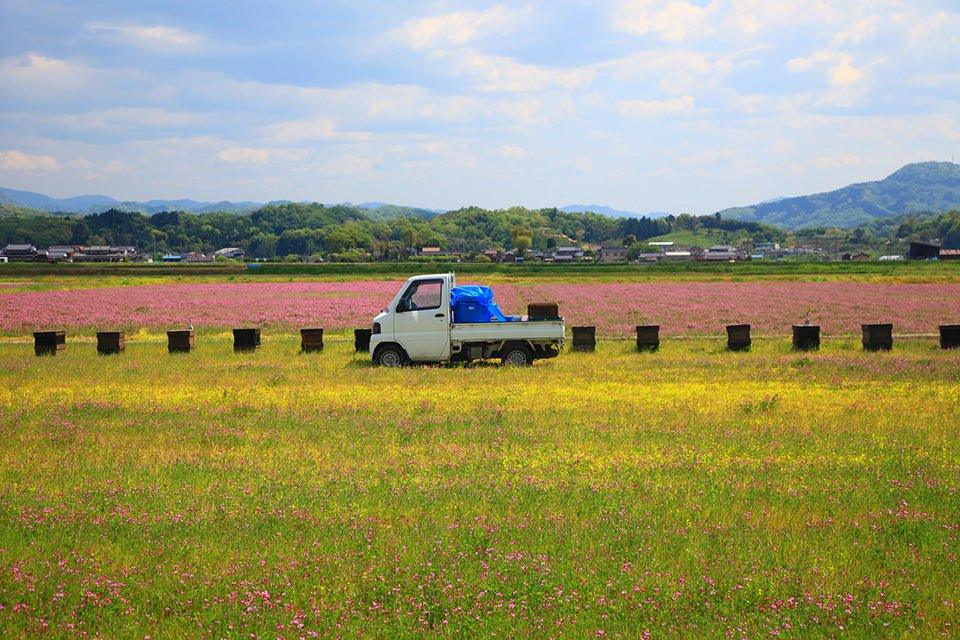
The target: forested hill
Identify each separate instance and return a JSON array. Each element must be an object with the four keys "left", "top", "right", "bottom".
[
  {"left": 0, "top": 202, "right": 781, "bottom": 260},
  {"left": 718, "top": 162, "right": 960, "bottom": 229}
]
